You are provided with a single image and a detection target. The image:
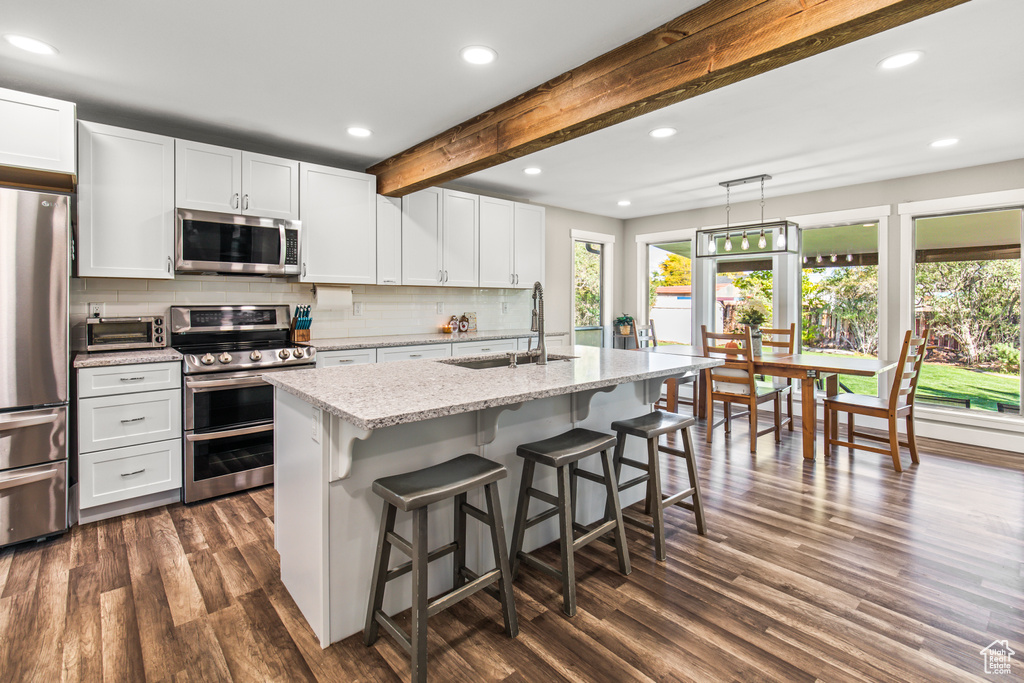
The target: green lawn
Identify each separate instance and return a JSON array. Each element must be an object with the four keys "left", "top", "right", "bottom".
[{"left": 804, "top": 351, "right": 1020, "bottom": 413}]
